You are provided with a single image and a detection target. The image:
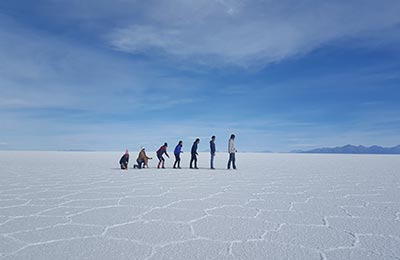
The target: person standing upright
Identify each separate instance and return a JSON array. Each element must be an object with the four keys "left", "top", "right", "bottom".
[
  {"left": 210, "top": 136, "right": 216, "bottom": 169},
  {"left": 156, "top": 143, "right": 170, "bottom": 169},
  {"left": 173, "top": 141, "right": 183, "bottom": 169},
  {"left": 190, "top": 138, "right": 200, "bottom": 169},
  {"left": 227, "top": 134, "right": 237, "bottom": 170}
]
